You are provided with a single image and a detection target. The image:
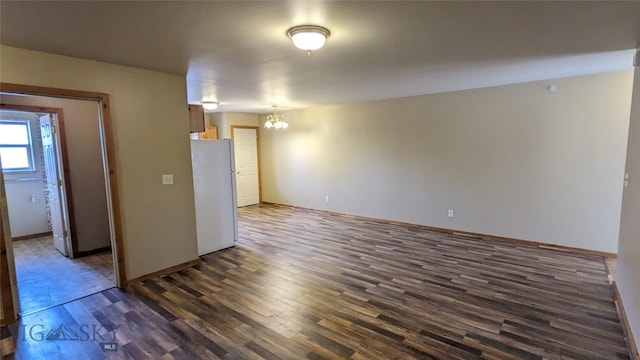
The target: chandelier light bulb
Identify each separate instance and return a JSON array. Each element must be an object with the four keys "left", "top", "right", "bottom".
[{"left": 264, "top": 105, "right": 289, "bottom": 130}]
